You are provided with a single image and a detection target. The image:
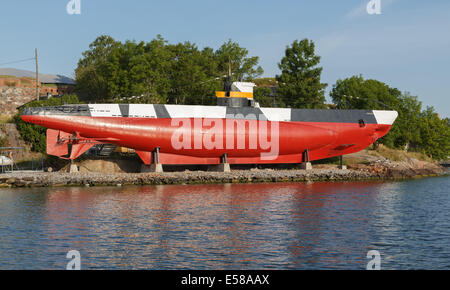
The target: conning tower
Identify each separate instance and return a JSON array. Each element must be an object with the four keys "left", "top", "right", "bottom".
[{"left": 216, "top": 79, "right": 257, "bottom": 108}]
